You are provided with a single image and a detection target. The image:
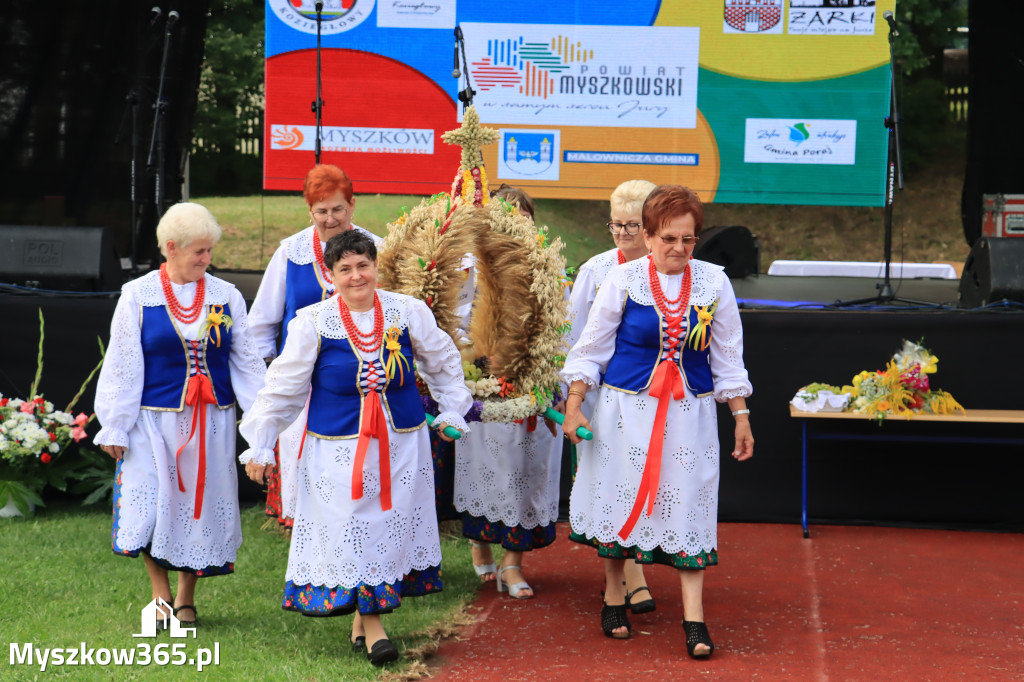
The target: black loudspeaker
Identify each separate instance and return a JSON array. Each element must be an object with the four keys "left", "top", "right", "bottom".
[
  {"left": 958, "top": 237, "right": 1024, "bottom": 308},
  {"left": 0, "top": 225, "right": 122, "bottom": 292},
  {"left": 693, "top": 225, "right": 761, "bottom": 278}
]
